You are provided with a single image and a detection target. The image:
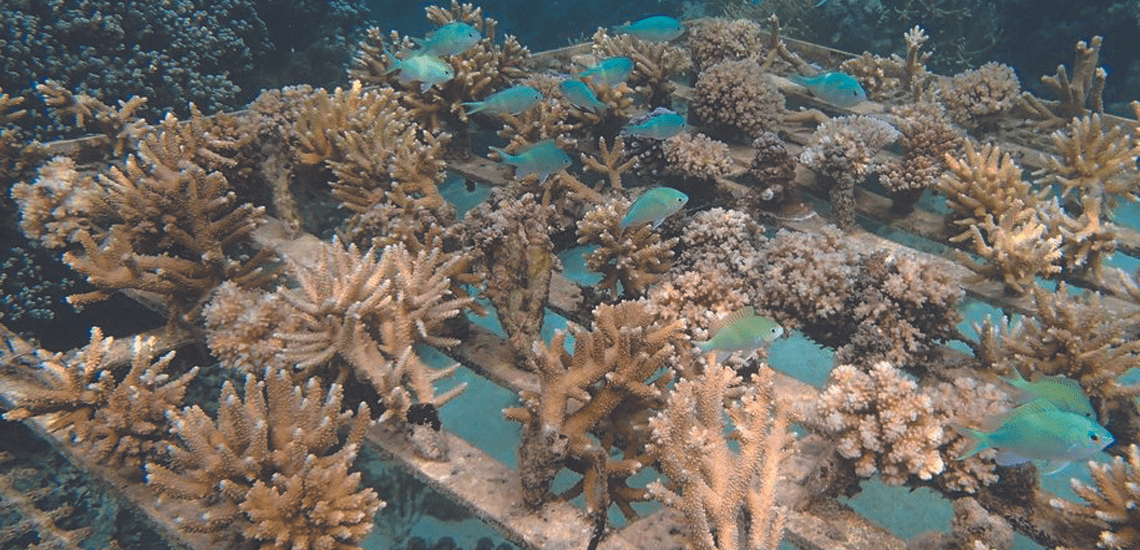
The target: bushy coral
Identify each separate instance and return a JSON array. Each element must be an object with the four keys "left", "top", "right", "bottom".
[
  {"left": 686, "top": 17, "right": 766, "bottom": 72},
  {"left": 691, "top": 58, "right": 784, "bottom": 140},
  {"left": 816, "top": 362, "right": 1007, "bottom": 492},
  {"left": 938, "top": 62, "right": 1021, "bottom": 132},
  {"left": 661, "top": 132, "right": 737, "bottom": 181},
  {"left": 799, "top": 115, "right": 899, "bottom": 229},
  {"left": 879, "top": 102, "right": 962, "bottom": 211}
]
